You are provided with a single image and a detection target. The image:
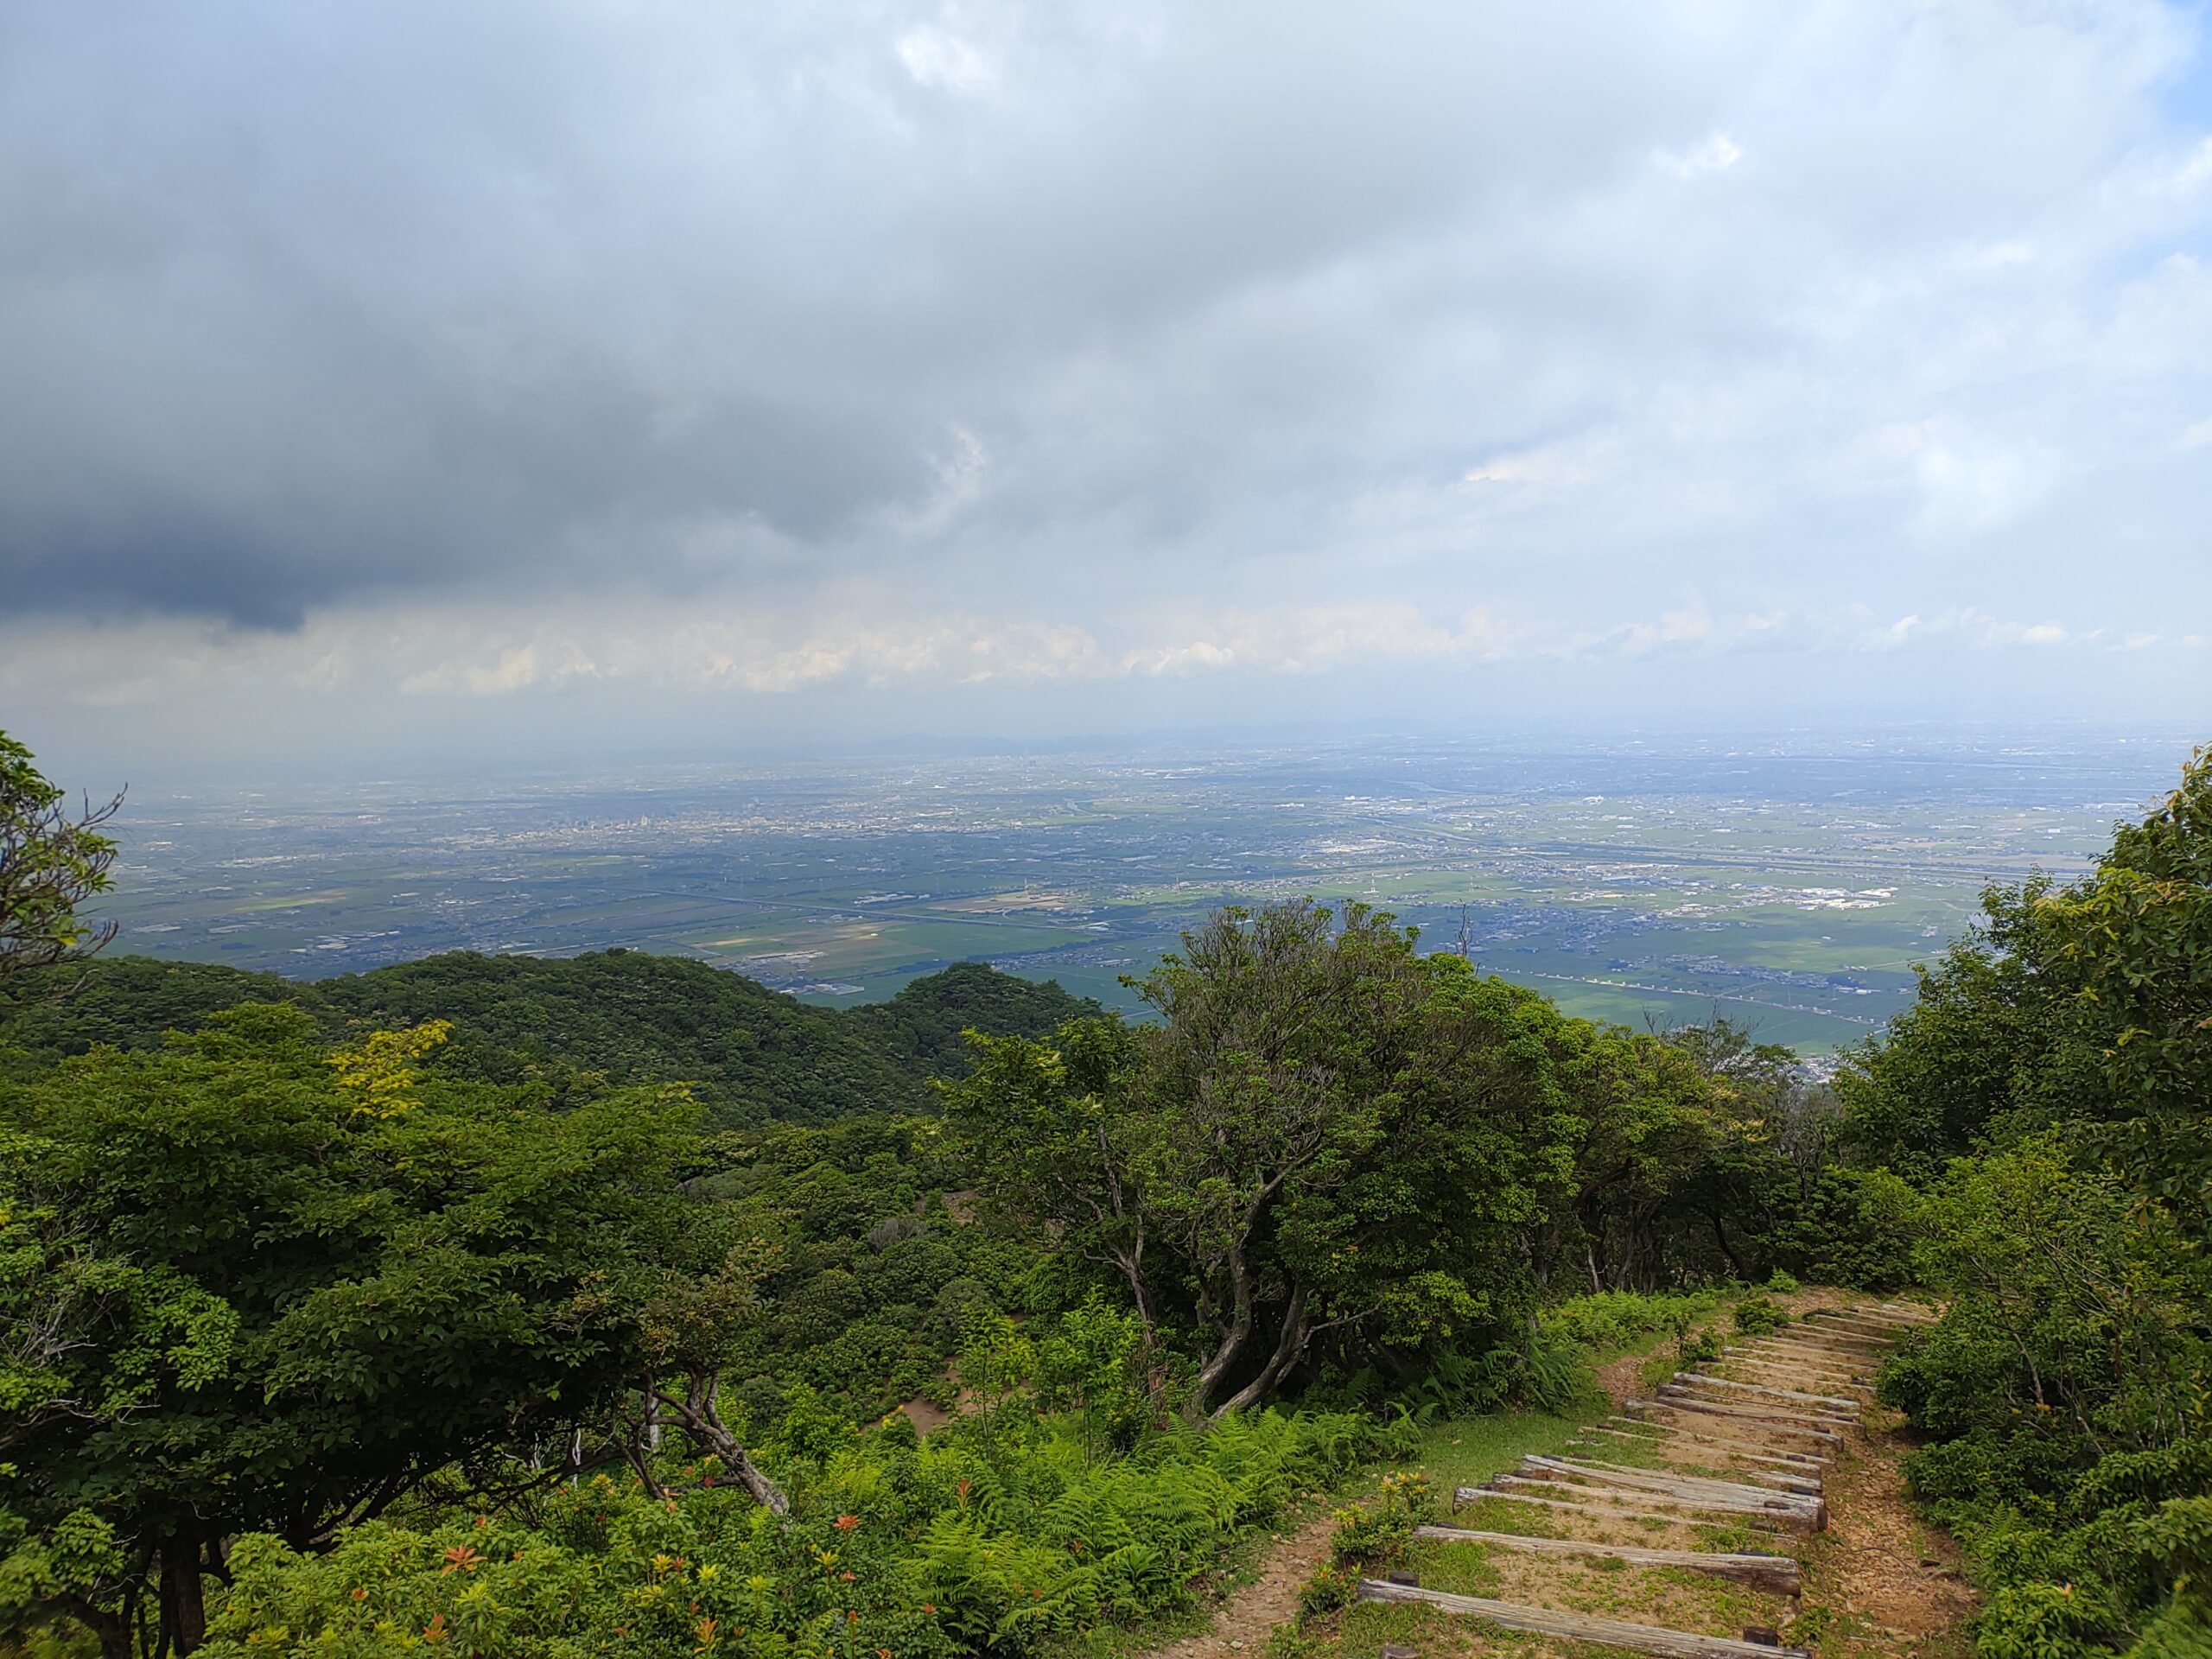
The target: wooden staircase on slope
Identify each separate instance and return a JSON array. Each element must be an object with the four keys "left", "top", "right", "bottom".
[{"left": 1357, "top": 1300, "right": 1936, "bottom": 1659}]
